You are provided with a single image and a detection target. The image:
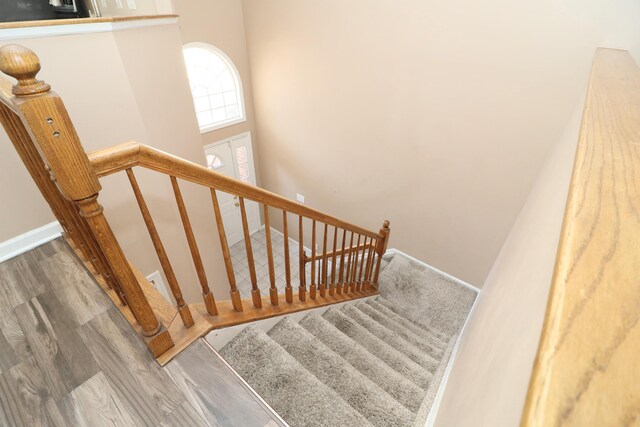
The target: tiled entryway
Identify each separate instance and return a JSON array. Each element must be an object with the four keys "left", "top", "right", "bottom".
[{"left": 229, "top": 228, "right": 310, "bottom": 298}]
